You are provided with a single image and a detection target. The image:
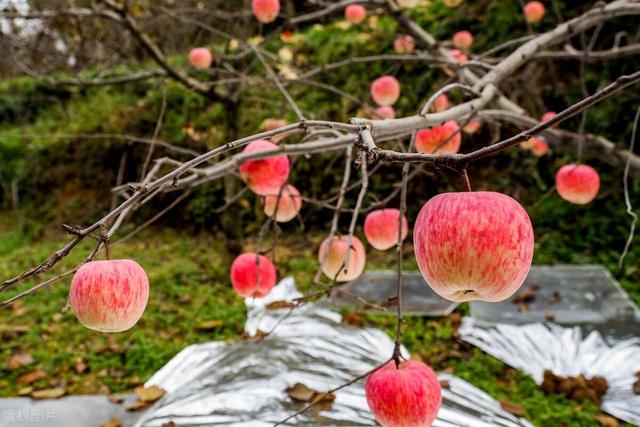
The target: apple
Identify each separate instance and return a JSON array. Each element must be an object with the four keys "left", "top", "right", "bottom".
[
  {"left": 239, "top": 140, "right": 290, "bottom": 196},
  {"left": 413, "top": 191, "right": 534, "bottom": 302},
  {"left": 252, "top": 0, "right": 280, "bottom": 23},
  {"left": 431, "top": 94, "right": 449, "bottom": 112},
  {"left": 366, "top": 360, "right": 441, "bottom": 427},
  {"left": 230, "top": 253, "right": 277, "bottom": 298},
  {"left": 371, "top": 75, "right": 401, "bottom": 107},
  {"left": 555, "top": 164, "right": 600, "bottom": 204},
  {"left": 452, "top": 31, "right": 473, "bottom": 50},
  {"left": 263, "top": 184, "right": 302, "bottom": 222},
  {"left": 524, "top": 1, "right": 545, "bottom": 23},
  {"left": 541, "top": 111, "right": 557, "bottom": 122},
  {"left": 70, "top": 260, "right": 149, "bottom": 333},
  {"left": 448, "top": 49, "right": 468, "bottom": 64},
  {"left": 345, "top": 4, "right": 367, "bottom": 24},
  {"left": 415, "top": 121, "right": 461, "bottom": 154},
  {"left": 463, "top": 118, "right": 482, "bottom": 134},
  {"left": 531, "top": 136, "right": 549, "bottom": 156},
  {"left": 318, "top": 235, "right": 366, "bottom": 282},
  {"left": 374, "top": 106, "right": 396, "bottom": 119},
  {"left": 394, "top": 35, "right": 415, "bottom": 54},
  {"left": 364, "top": 209, "right": 409, "bottom": 251},
  {"left": 188, "top": 48, "right": 213, "bottom": 70}
]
